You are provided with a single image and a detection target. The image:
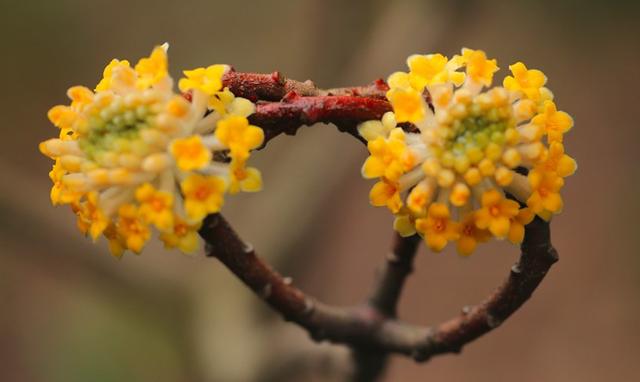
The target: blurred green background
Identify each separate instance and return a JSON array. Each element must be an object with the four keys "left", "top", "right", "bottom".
[{"left": 1, "top": 0, "right": 638, "bottom": 381}]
